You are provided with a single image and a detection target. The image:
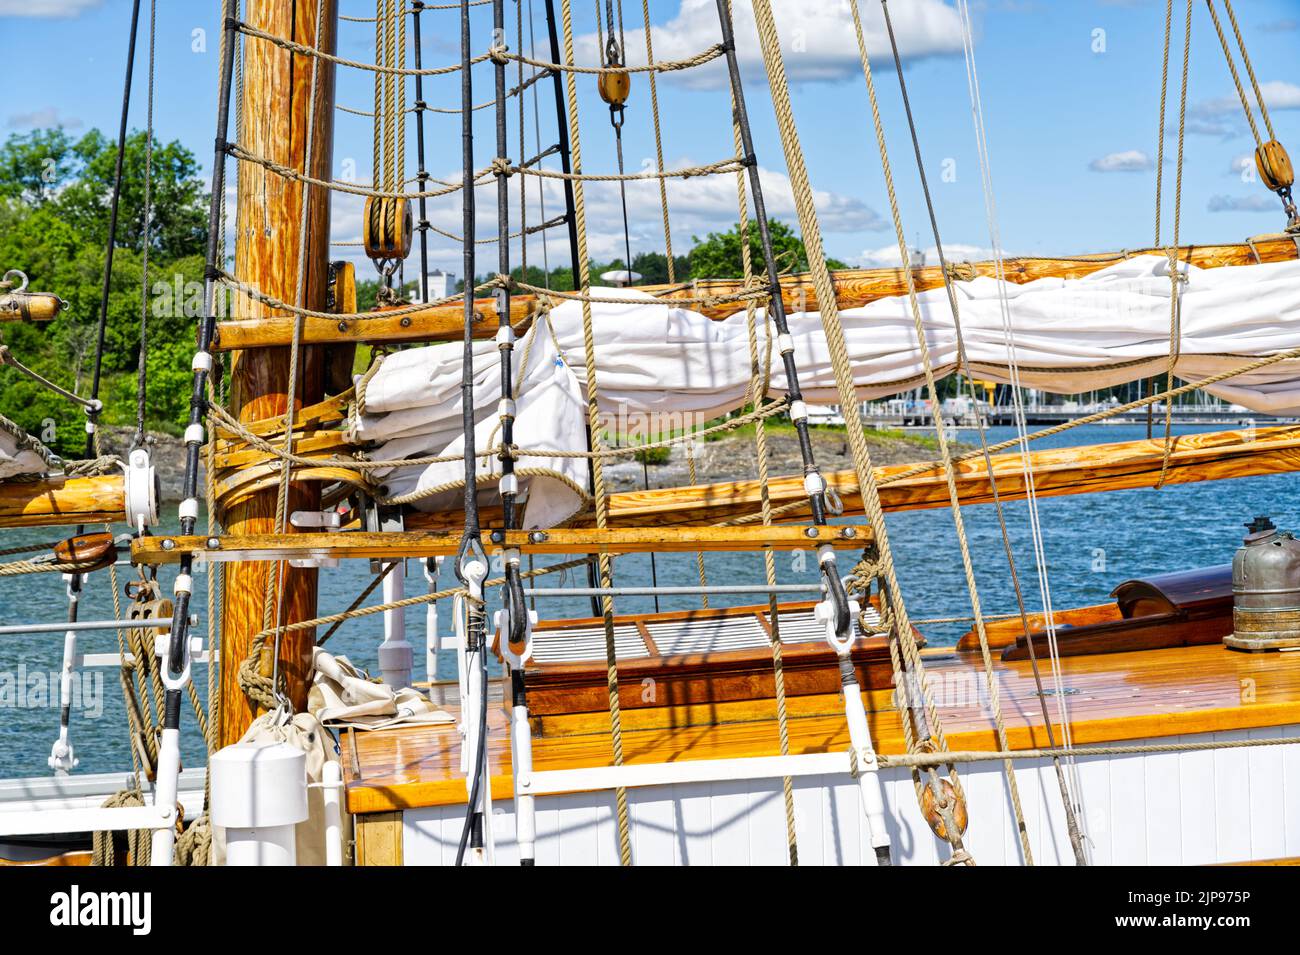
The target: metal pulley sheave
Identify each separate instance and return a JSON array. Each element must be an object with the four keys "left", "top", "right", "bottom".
[
  {"left": 362, "top": 195, "right": 414, "bottom": 266},
  {"left": 1253, "top": 140, "right": 1300, "bottom": 232},
  {"left": 1225, "top": 515, "right": 1300, "bottom": 651}
]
